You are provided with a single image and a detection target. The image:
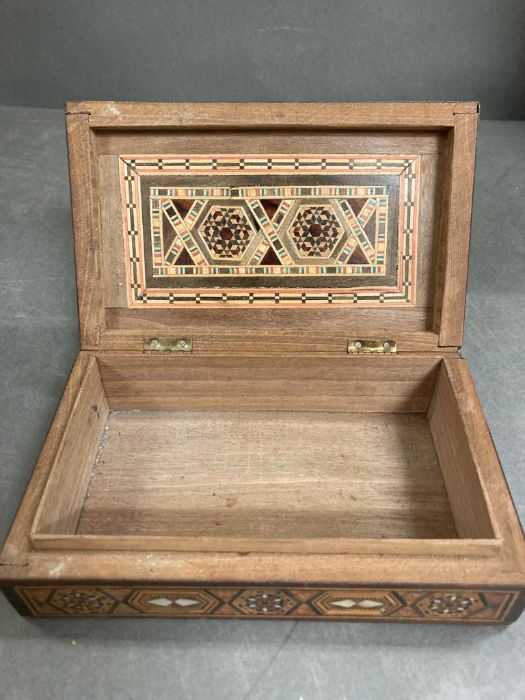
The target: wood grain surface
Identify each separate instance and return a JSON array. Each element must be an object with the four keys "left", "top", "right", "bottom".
[
  {"left": 67, "top": 101, "right": 478, "bottom": 129},
  {"left": 32, "top": 358, "right": 109, "bottom": 535},
  {"left": 75, "top": 410, "right": 457, "bottom": 545}
]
